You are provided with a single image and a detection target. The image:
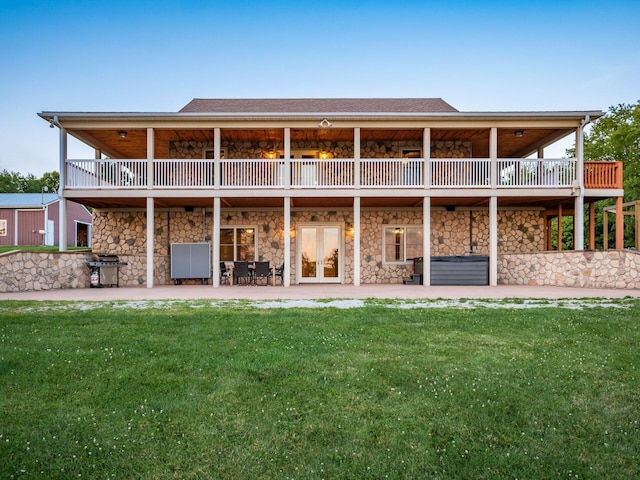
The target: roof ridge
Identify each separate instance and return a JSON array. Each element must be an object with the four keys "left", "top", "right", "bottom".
[{"left": 179, "top": 98, "right": 459, "bottom": 113}]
